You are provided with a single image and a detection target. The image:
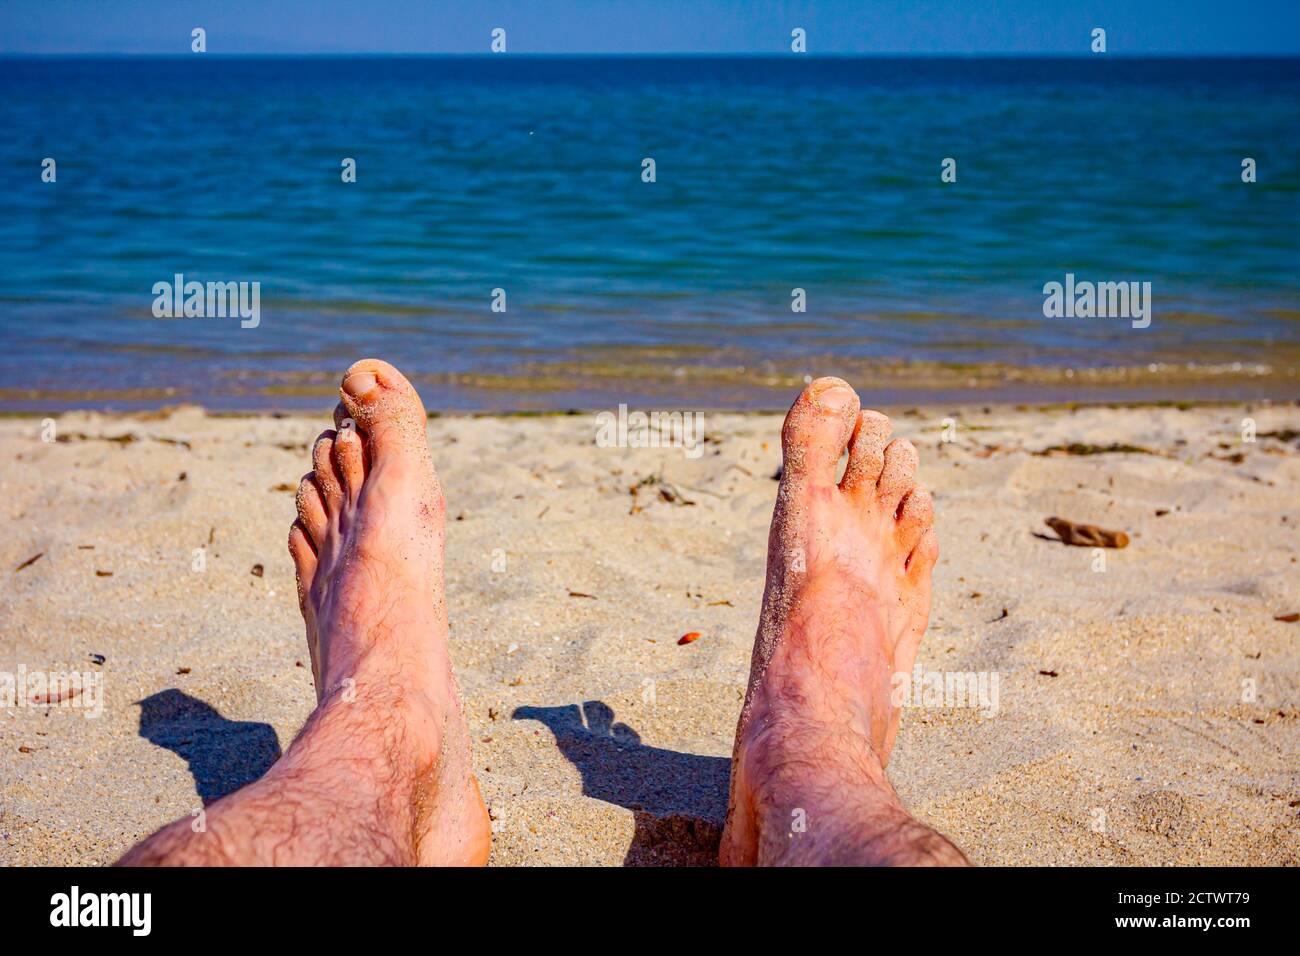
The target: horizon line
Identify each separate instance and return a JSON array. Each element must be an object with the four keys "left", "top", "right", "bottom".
[{"left": 4, "top": 51, "right": 1299, "bottom": 59}]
